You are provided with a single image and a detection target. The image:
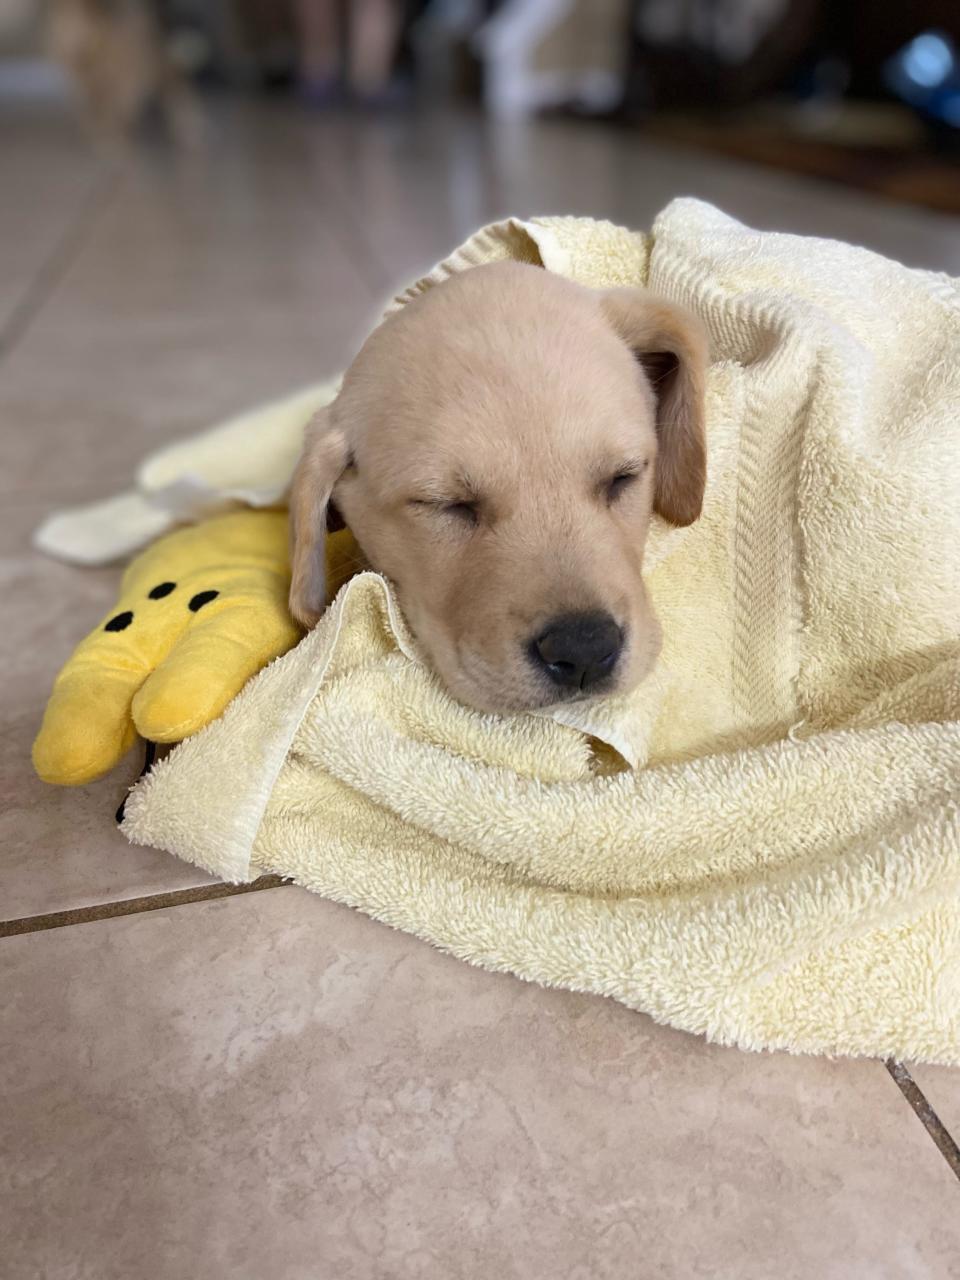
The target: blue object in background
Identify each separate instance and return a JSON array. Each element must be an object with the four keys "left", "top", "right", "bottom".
[{"left": 884, "top": 29, "right": 960, "bottom": 130}]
